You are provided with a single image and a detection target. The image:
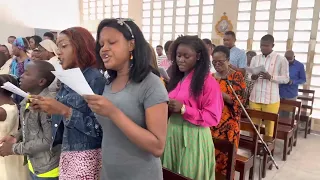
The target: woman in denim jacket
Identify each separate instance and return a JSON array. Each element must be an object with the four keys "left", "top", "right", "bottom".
[{"left": 31, "top": 27, "right": 105, "bottom": 180}]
